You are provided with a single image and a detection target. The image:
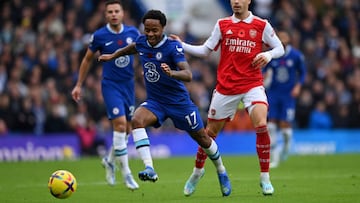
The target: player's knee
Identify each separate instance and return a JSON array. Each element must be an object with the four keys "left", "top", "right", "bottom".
[
  {"left": 112, "top": 123, "right": 127, "bottom": 132},
  {"left": 112, "top": 117, "right": 127, "bottom": 132},
  {"left": 191, "top": 131, "right": 211, "bottom": 148},
  {"left": 253, "top": 120, "right": 267, "bottom": 128},
  {"left": 197, "top": 136, "right": 211, "bottom": 148},
  {"left": 206, "top": 128, "right": 218, "bottom": 139},
  {"left": 131, "top": 117, "right": 143, "bottom": 129}
]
